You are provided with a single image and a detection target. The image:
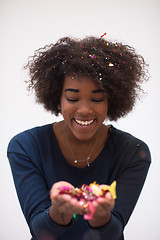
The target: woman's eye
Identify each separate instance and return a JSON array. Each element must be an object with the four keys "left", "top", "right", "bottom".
[
  {"left": 66, "top": 98, "right": 78, "bottom": 102},
  {"left": 92, "top": 99, "right": 104, "bottom": 102},
  {"left": 66, "top": 98, "right": 104, "bottom": 103}
]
